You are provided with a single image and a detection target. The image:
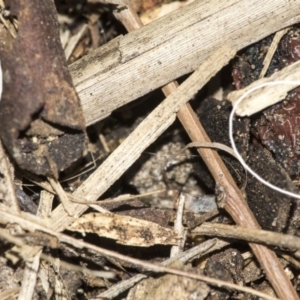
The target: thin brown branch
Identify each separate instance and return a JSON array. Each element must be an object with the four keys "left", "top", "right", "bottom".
[
  {"left": 193, "top": 222, "right": 300, "bottom": 251},
  {"left": 115, "top": 5, "right": 298, "bottom": 300},
  {"left": 176, "top": 102, "right": 298, "bottom": 300}
]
